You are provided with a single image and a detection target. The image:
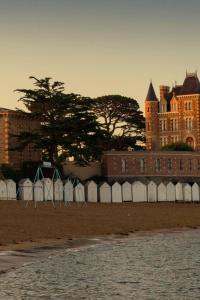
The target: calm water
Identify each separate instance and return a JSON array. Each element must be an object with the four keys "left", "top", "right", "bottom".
[{"left": 0, "top": 230, "right": 200, "bottom": 299}]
